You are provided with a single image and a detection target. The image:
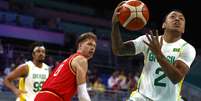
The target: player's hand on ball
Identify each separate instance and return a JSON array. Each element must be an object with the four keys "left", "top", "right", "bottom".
[{"left": 112, "top": 1, "right": 126, "bottom": 25}]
